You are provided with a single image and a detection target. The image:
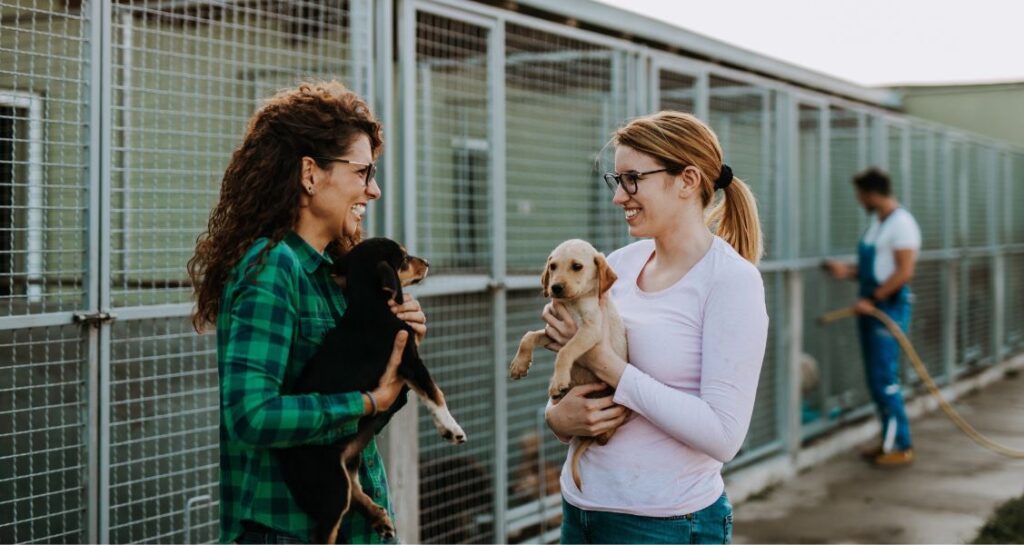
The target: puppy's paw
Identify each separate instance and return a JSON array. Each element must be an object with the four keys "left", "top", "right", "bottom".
[
  {"left": 433, "top": 410, "right": 467, "bottom": 444},
  {"left": 548, "top": 376, "right": 571, "bottom": 400},
  {"left": 509, "top": 355, "right": 532, "bottom": 380},
  {"left": 441, "top": 421, "right": 467, "bottom": 445},
  {"left": 371, "top": 511, "right": 396, "bottom": 540}
]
